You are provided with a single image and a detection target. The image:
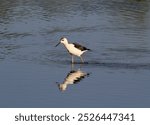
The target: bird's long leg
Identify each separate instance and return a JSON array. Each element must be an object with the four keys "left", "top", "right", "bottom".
[
  {"left": 72, "top": 55, "right": 74, "bottom": 64},
  {"left": 71, "top": 62, "right": 74, "bottom": 70},
  {"left": 80, "top": 56, "right": 84, "bottom": 64}
]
